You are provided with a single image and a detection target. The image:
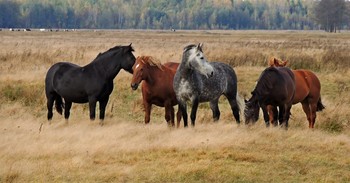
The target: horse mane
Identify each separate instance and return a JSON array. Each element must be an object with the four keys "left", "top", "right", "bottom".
[
  {"left": 94, "top": 45, "right": 134, "bottom": 61},
  {"left": 268, "top": 57, "right": 288, "bottom": 67},
  {"left": 183, "top": 44, "right": 203, "bottom": 53},
  {"left": 255, "top": 67, "right": 280, "bottom": 94},
  {"left": 183, "top": 44, "right": 197, "bottom": 52},
  {"left": 138, "top": 56, "right": 164, "bottom": 70}
]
